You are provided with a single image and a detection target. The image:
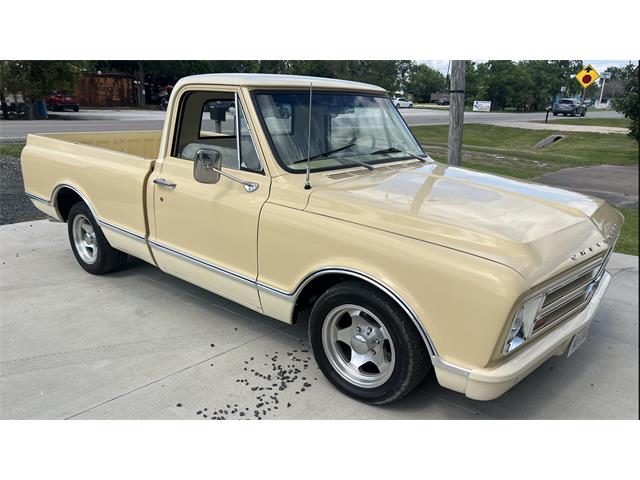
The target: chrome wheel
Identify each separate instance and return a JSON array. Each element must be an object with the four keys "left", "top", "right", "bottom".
[
  {"left": 321, "top": 304, "right": 395, "bottom": 388},
  {"left": 72, "top": 214, "right": 98, "bottom": 264}
]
